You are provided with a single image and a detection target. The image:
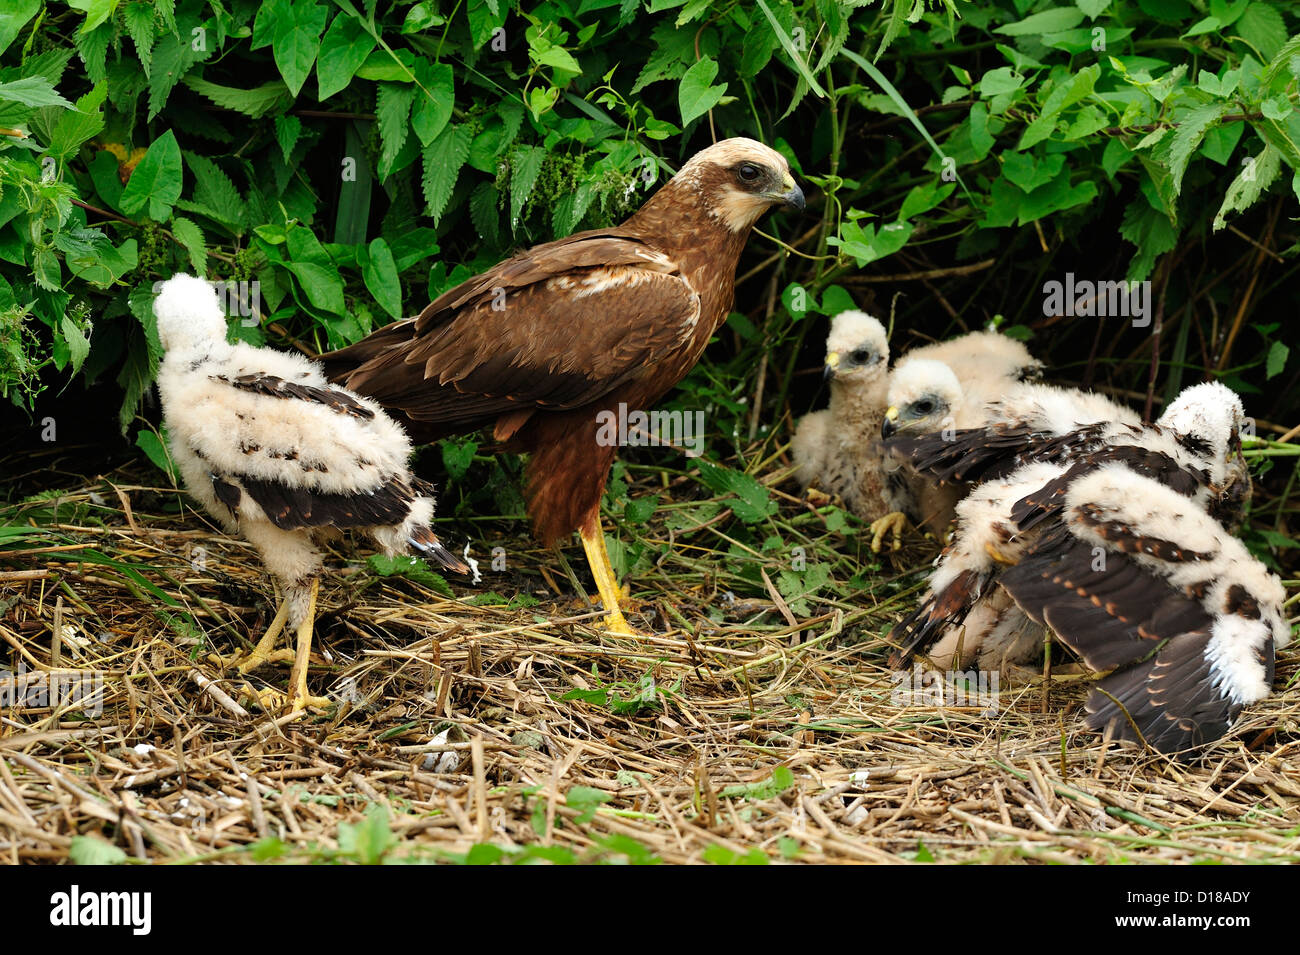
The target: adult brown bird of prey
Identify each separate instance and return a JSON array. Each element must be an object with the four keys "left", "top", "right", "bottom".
[
  {"left": 889, "top": 382, "right": 1283, "bottom": 755},
  {"left": 323, "top": 138, "right": 804, "bottom": 633},
  {"left": 155, "top": 275, "right": 466, "bottom": 713}
]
